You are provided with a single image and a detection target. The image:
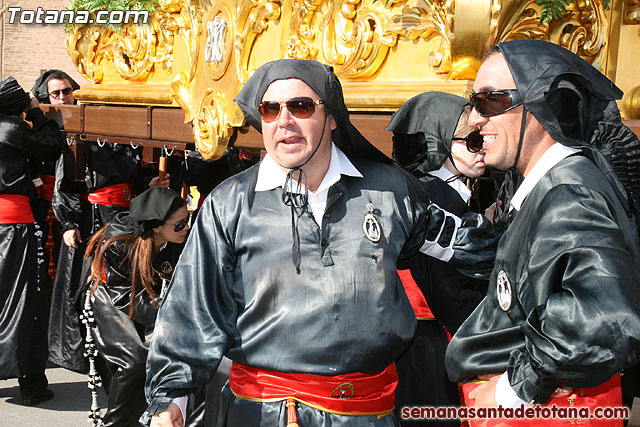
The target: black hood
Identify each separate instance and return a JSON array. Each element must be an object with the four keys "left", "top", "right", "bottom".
[
  {"left": 497, "top": 39, "right": 621, "bottom": 147},
  {"left": 109, "top": 187, "right": 184, "bottom": 237},
  {"left": 386, "top": 91, "right": 468, "bottom": 177},
  {"left": 497, "top": 39, "right": 640, "bottom": 231},
  {"left": 234, "top": 59, "right": 388, "bottom": 163}
]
